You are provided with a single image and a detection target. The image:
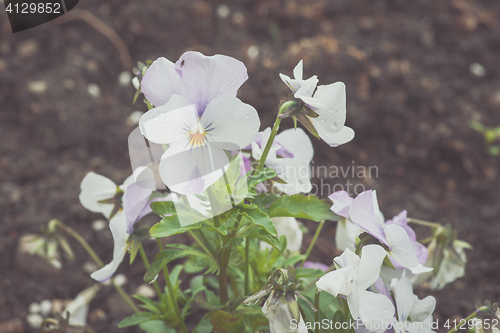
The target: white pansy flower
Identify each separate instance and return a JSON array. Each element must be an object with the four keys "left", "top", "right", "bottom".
[
  {"left": 251, "top": 127, "right": 313, "bottom": 195},
  {"left": 391, "top": 277, "right": 436, "bottom": 333},
  {"left": 280, "top": 60, "right": 354, "bottom": 147},
  {"left": 316, "top": 245, "right": 395, "bottom": 333}
]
